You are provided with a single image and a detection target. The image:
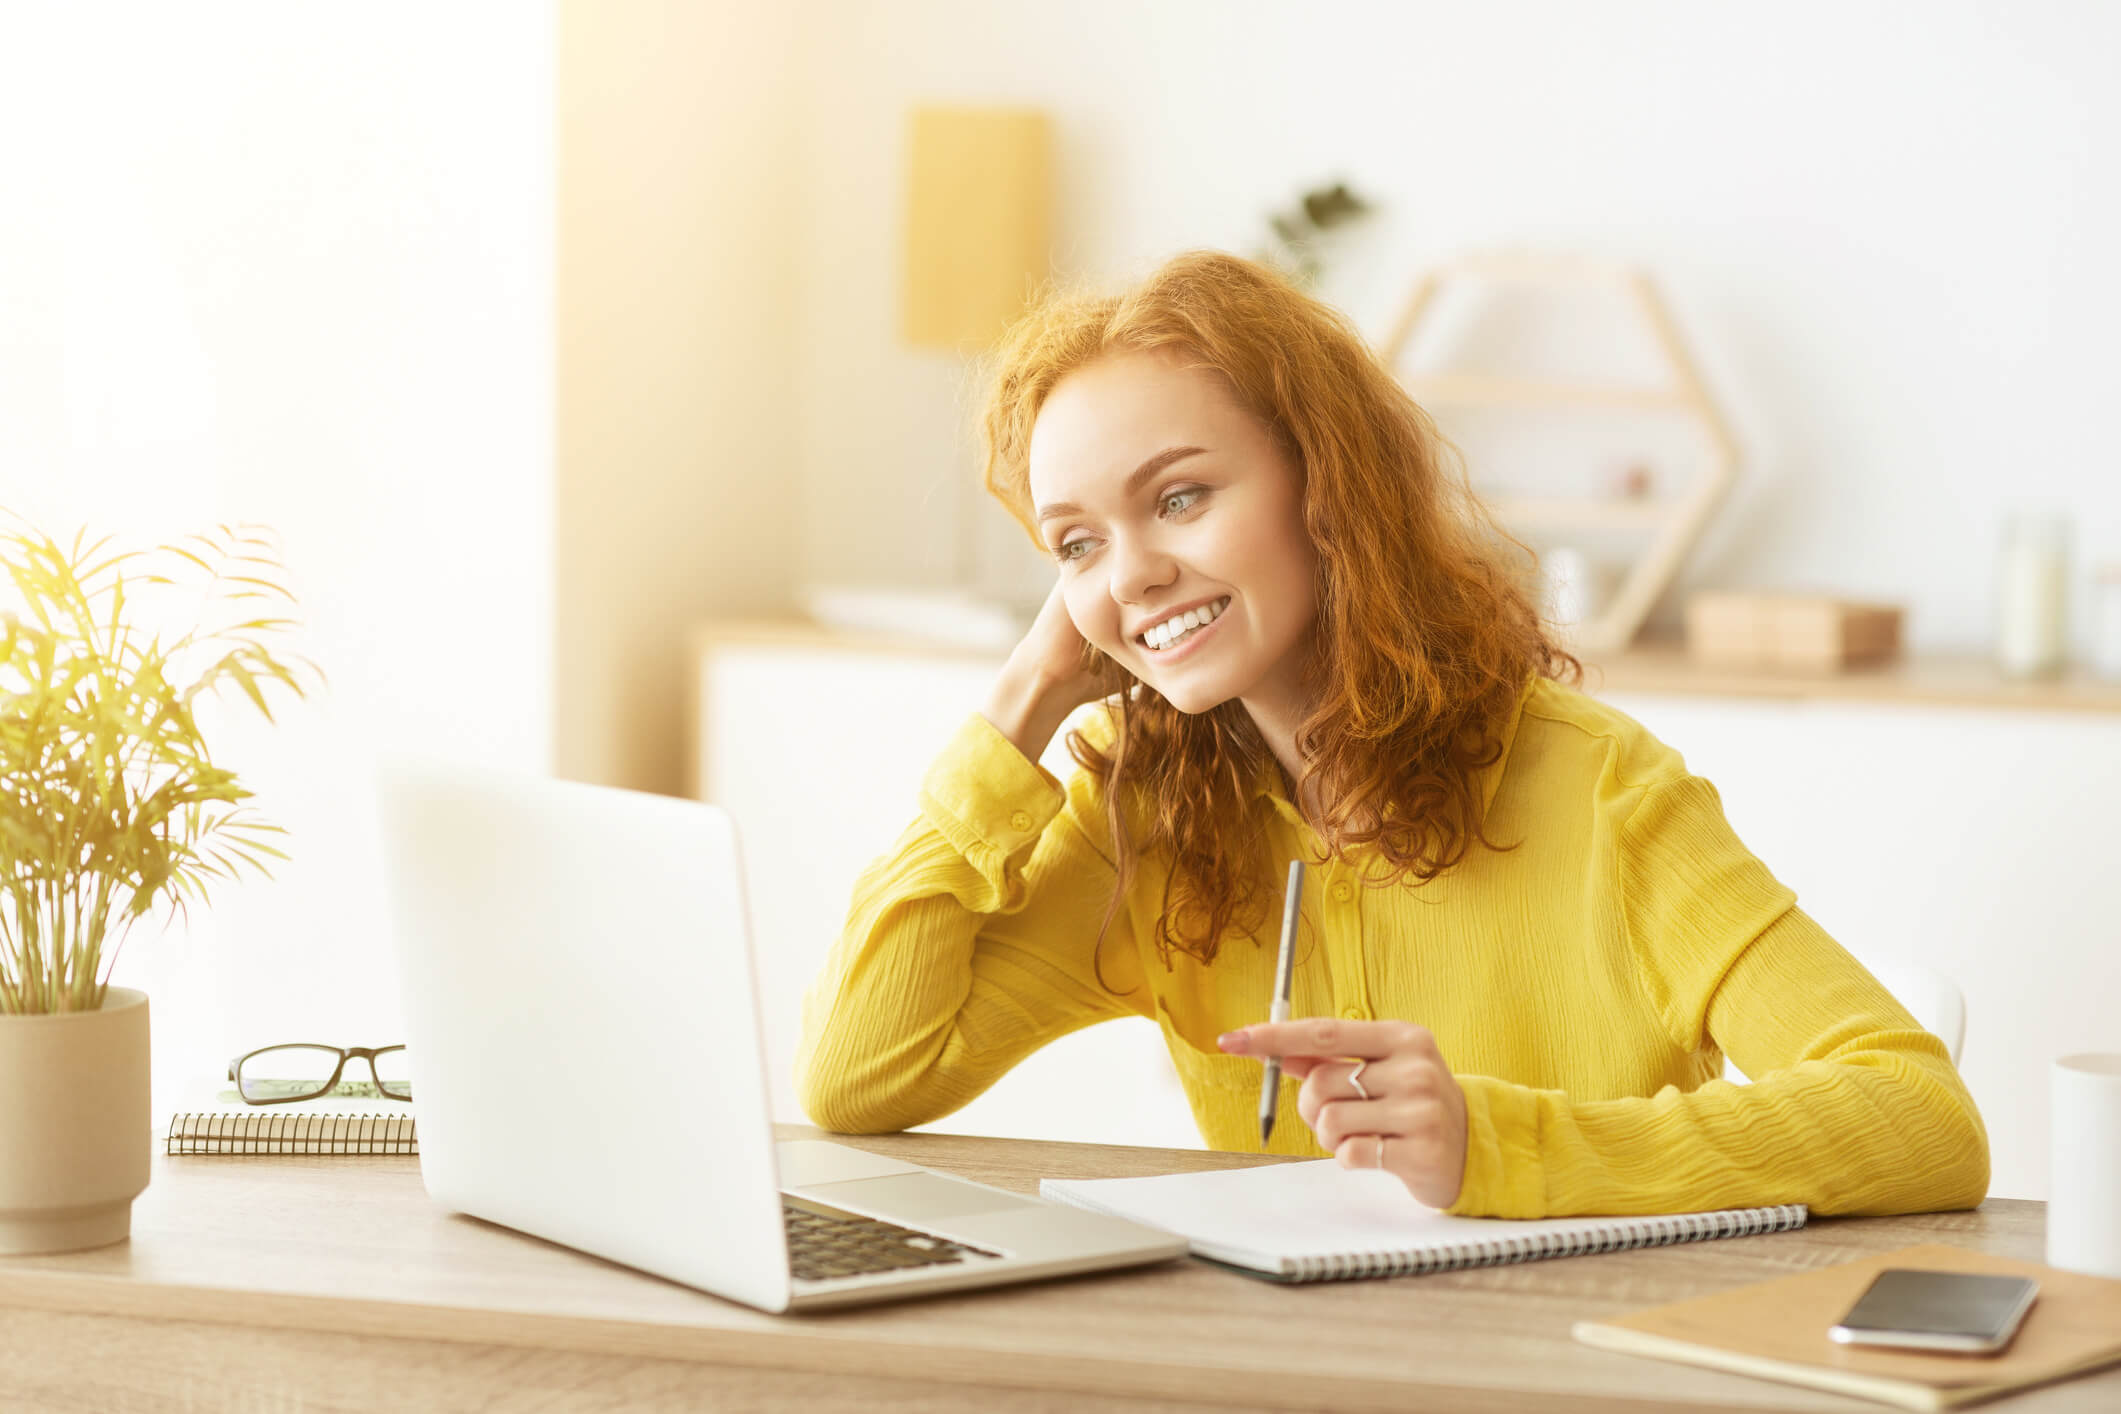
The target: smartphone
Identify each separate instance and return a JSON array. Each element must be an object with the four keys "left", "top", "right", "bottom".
[{"left": 1828, "top": 1269, "right": 2040, "bottom": 1354}]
